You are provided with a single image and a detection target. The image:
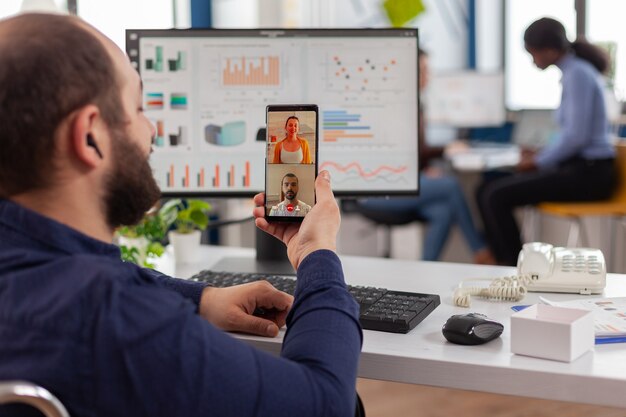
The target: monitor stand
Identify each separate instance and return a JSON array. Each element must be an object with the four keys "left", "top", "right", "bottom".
[{"left": 211, "top": 228, "right": 295, "bottom": 275}]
